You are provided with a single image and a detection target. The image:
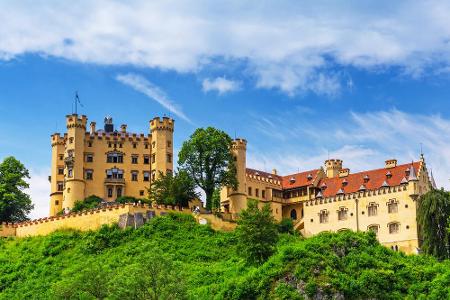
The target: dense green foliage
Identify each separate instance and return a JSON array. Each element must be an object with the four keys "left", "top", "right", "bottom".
[
  {"left": 236, "top": 200, "right": 279, "bottom": 265},
  {"left": 178, "top": 127, "right": 237, "bottom": 210},
  {"left": 0, "top": 156, "right": 34, "bottom": 222},
  {"left": 1, "top": 214, "right": 450, "bottom": 299},
  {"left": 71, "top": 195, "right": 103, "bottom": 213},
  {"left": 115, "top": 196, "right": 149, "bottom": 205},
  {"left": 149, "top": 170, "right": 199, "bottom": 207},
  {"left": 417, "top": 189, "right": 450, "bottom": 259}
]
